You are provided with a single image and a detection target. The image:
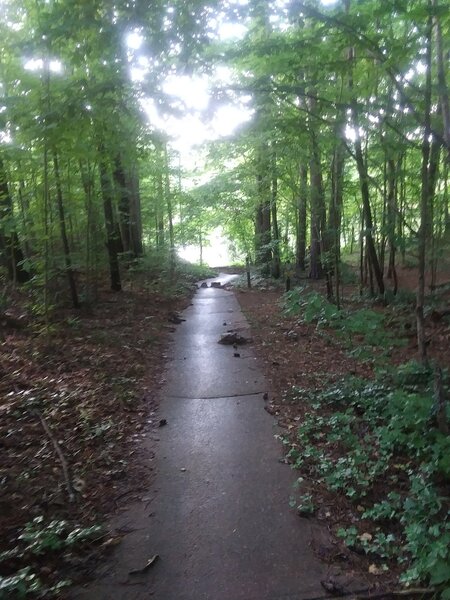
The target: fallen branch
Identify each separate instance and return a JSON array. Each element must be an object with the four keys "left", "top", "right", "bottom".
[
  {"left": 351, "top": 588, "right": 435, "bottom": 599},
  {"left": 33, "top": 409, "right": 76, "bottom": 503}
]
